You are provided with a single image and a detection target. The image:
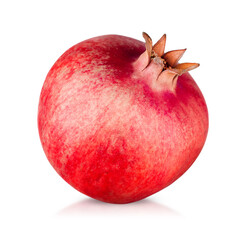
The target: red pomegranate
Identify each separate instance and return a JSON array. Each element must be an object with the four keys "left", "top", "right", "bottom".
[{"left": 38, "top": 33, "right": 208, "bottom": 203}]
